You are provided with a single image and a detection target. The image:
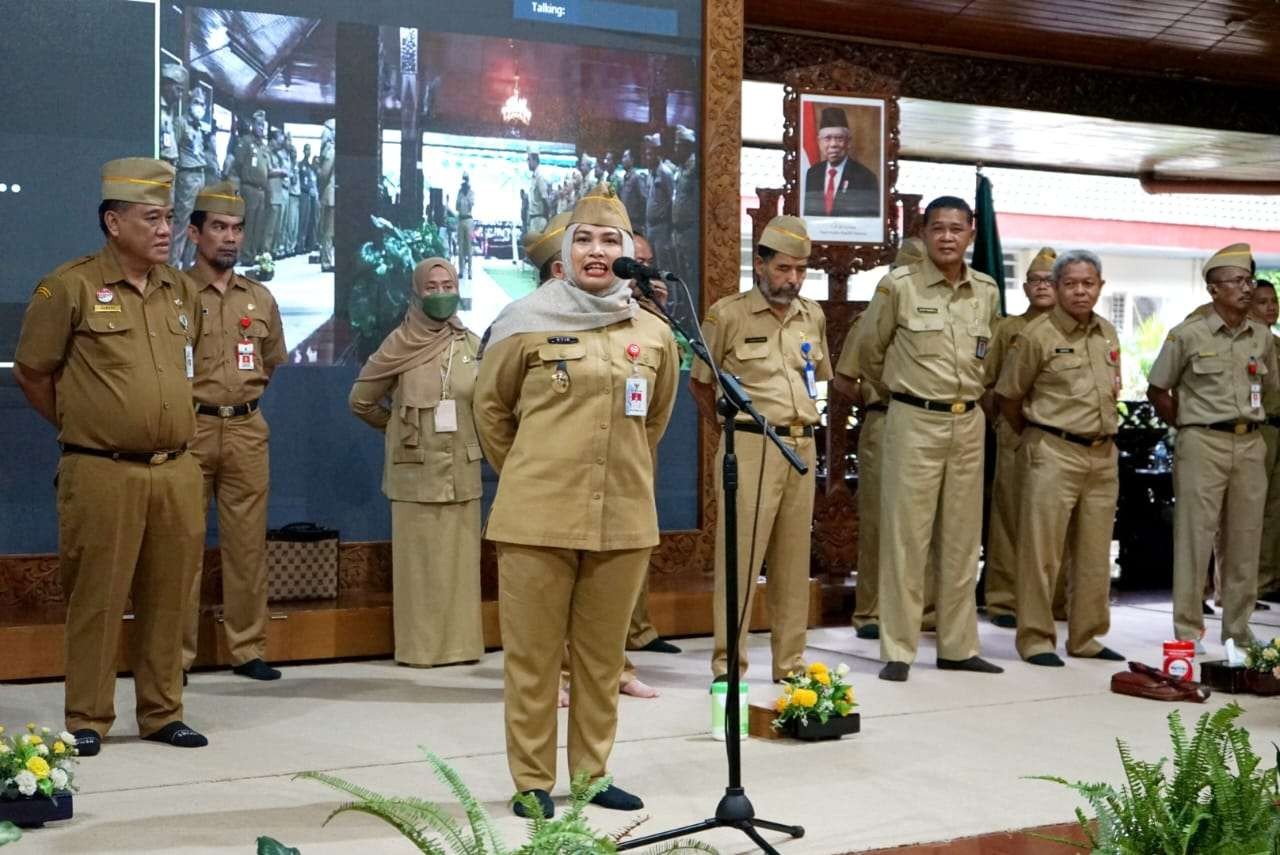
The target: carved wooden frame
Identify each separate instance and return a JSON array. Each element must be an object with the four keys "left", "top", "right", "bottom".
[{"left": 781, "top": 64, "right": 901, "bottom": 285}]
